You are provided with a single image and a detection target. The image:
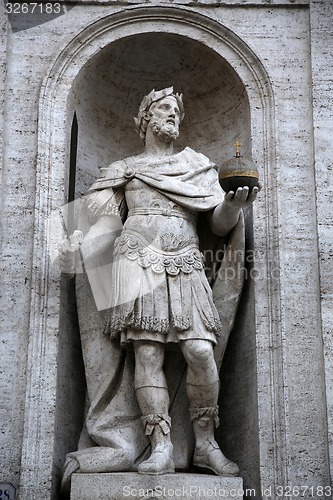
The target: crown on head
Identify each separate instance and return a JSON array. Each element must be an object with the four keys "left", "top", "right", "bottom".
[{"left": 134, "top": 87, "right": 185, "bottom": 141}]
